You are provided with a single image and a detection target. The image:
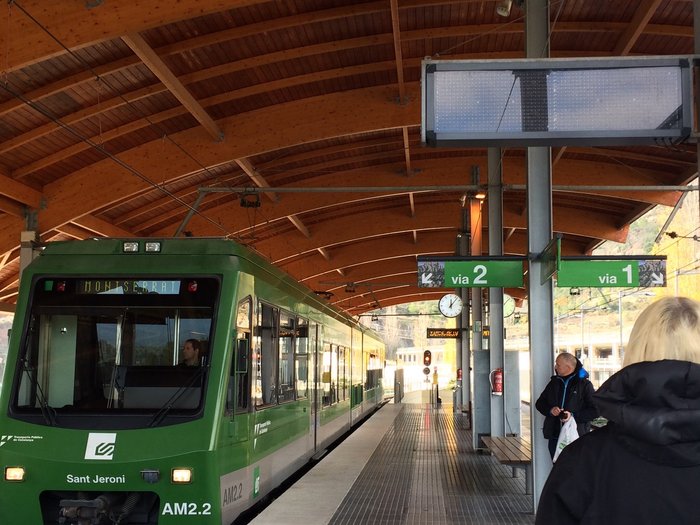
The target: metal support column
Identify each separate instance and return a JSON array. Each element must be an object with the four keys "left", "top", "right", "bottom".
[
  {"left": 470, "top": 173, "right": 487, "bottom": 449},
  {"left": 525, "top": 0, "right": 554, "bottom": 510},
  {"left": 488, "top": 148, "right": 505, "bottom": 437},
  {"left": 458, "top": 207, "right": 471, "bottom": 419}
]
